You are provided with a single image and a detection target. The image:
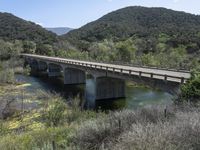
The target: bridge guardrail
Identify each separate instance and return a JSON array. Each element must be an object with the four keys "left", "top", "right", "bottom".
[
  {"left": 83, "top": 60, "right": 191, "bottom": 73},
  {"left": 21, "top": 54, "right": 191, "bottom": 83},
  {"left": 21, "top": 54, "right": 191, "bottom": 73}
]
